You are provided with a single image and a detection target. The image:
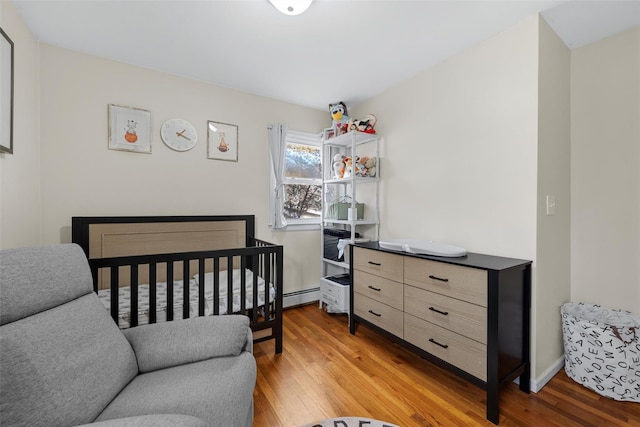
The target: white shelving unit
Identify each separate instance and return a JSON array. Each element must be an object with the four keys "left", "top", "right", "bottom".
[{"left": 319, "top": 130, "right": 380, "bottom": 315}]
